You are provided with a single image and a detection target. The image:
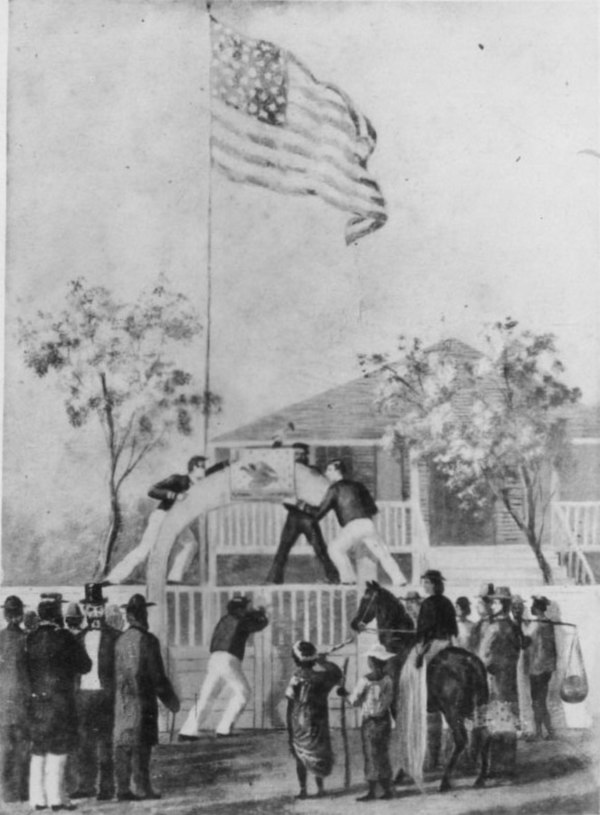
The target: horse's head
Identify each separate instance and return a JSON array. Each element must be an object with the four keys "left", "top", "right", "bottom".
[{"left": 350, "top": 580, "right": 382, "bottom": 631}]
